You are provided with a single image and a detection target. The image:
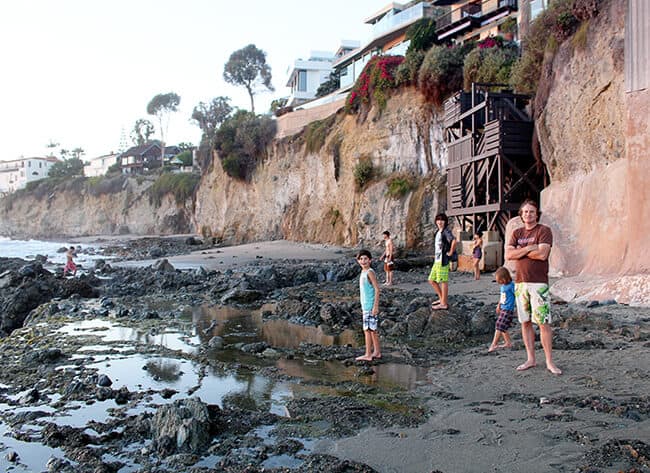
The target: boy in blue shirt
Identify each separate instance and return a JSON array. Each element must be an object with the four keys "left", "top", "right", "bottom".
[
  {"left": 355, "top": 249, "right": 381, "bottom": 361},
  {"left": 489, "top": 266, "right": 515, "bottom": 352}
]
